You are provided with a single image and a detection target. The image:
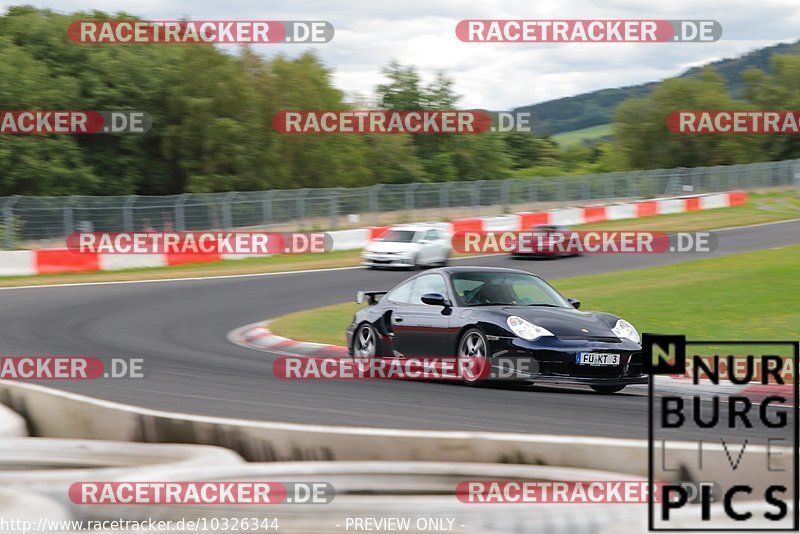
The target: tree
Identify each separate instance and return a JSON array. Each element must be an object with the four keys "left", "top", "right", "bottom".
[{"left": 614, "top": 68, "right": 752, "bottom": 169}]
